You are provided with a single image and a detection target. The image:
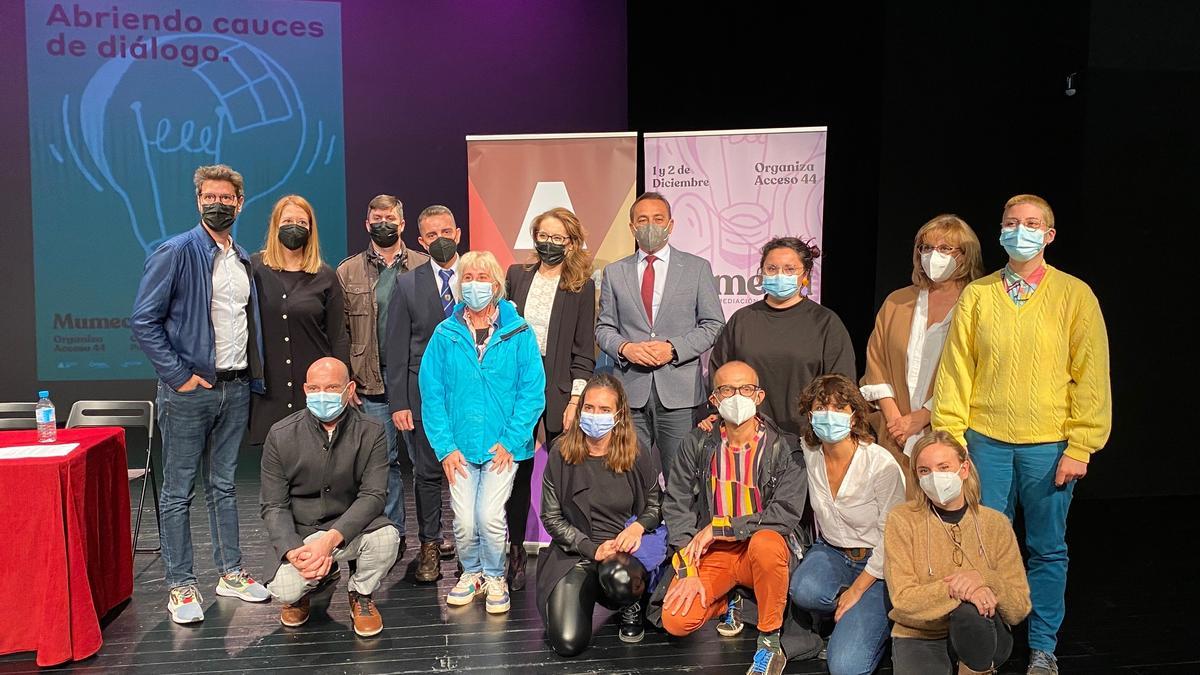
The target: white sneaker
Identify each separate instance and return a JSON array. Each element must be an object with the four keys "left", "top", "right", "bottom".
[
  {"left": 215, "top": 569, "right": 271, "bottom": 602},
  {"left": 446, "top": 571, "right": 485, "bottom": 606},
  {"left": 167, "top": 585, "right": 205, "bottom": 624},
  {"left": 484, "top": 575, "right": 510, "bottom": 614}
]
